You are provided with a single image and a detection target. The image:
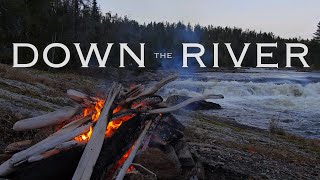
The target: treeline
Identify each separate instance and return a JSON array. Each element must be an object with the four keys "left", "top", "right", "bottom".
[{"left": 1, "top": 0, "right": 320, "bottom": 70}]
